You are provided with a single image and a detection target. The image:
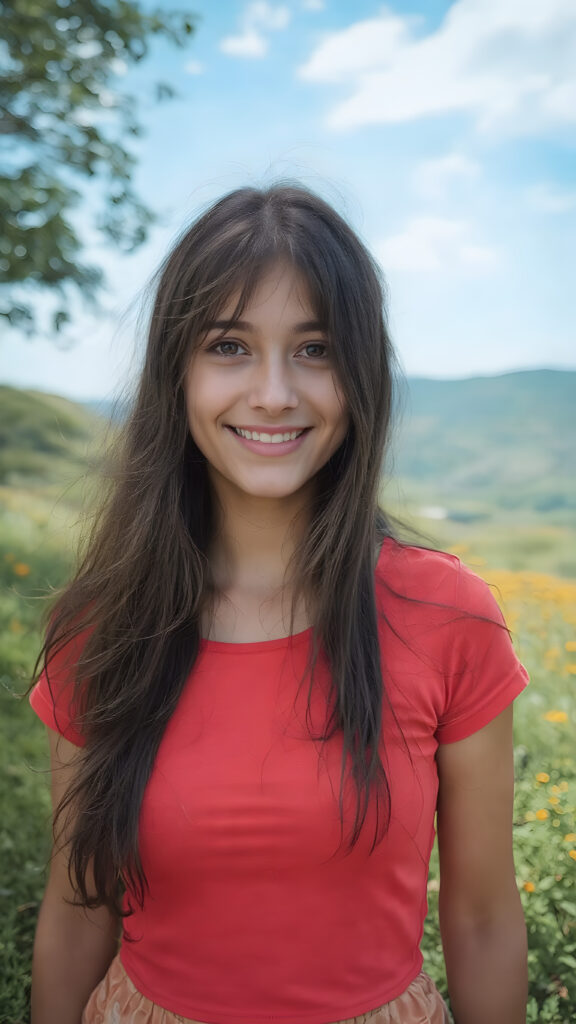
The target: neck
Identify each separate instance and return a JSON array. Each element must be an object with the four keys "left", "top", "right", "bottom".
[{"left": 208, "top": 480, "right": 312, "bottom": 595}]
